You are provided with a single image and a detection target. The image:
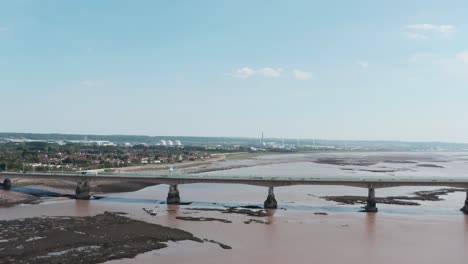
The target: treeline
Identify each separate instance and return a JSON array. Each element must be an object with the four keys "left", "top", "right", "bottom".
[{"left": 0, "top": 142, "right": 250, "bottom": 172}]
